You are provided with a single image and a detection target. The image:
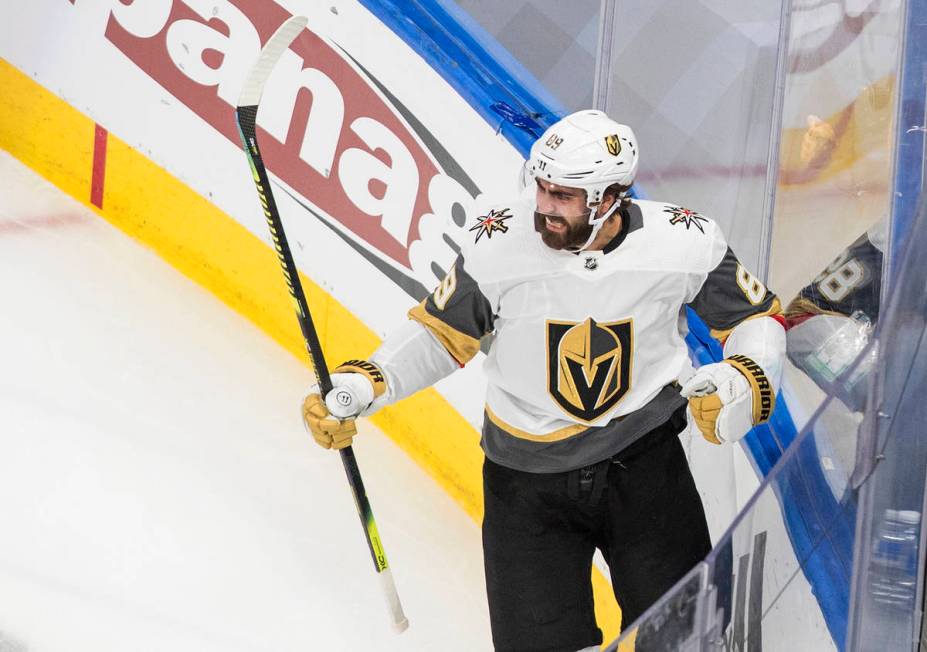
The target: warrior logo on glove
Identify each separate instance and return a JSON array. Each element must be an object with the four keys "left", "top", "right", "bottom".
[
  {"left": 547, "top": 318, "right": 634, "bottom": 422},
  {"left": 726, "top": 354, "right": 774, "bottom": 423}
]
